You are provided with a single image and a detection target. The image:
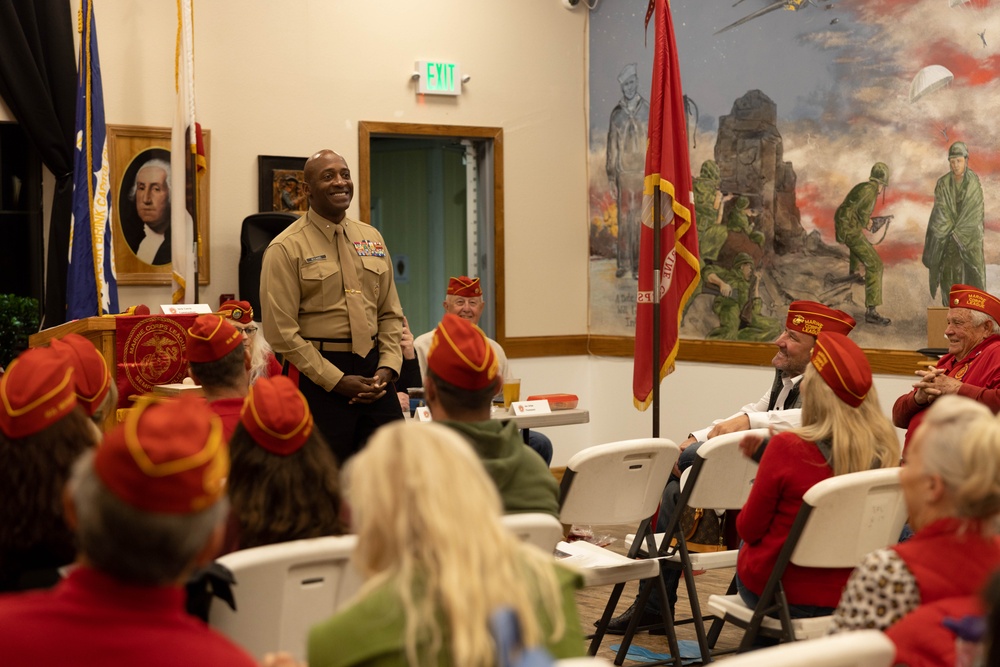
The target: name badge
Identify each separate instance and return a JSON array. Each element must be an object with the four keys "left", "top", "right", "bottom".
[
  {"left": 415, "top": 406, "right": 433, "bottom": 422},
  {"left": 159, "top": 303, "right": 213, "bottom": 315}
]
